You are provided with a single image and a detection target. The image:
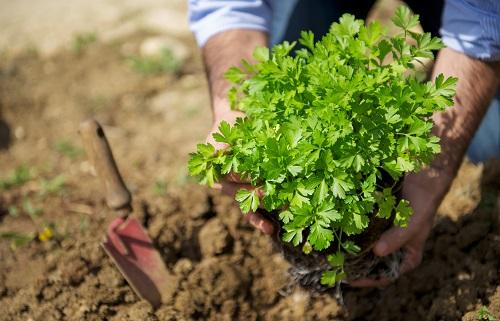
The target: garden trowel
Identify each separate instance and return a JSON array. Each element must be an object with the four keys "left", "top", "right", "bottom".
[{"left": 79, "top": 119, "right": 175, "bottom": 308}]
